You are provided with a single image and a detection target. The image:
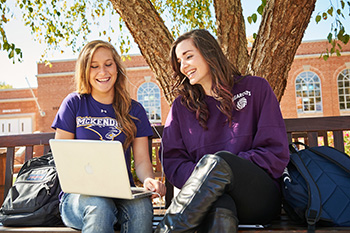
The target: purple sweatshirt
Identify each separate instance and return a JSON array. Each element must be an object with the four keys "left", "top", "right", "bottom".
[{"left": 161, "top": 76, "right": 290, "bottom": 189}]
